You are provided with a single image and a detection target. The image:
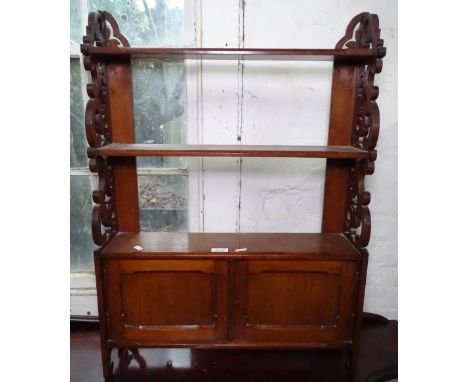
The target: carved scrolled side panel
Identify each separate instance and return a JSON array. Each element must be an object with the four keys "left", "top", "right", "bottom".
[
  {"left": 81, "top": 11, "right": 129, "bottom": 247},
  {"left": 338, "top": 13, "right": 386, "bottom": 248}
]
